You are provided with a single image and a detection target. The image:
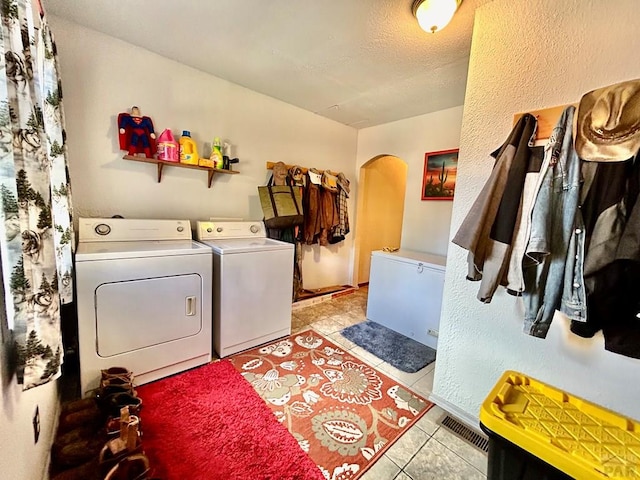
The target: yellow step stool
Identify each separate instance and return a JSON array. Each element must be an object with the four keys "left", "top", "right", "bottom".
[{"left": 480, "top": 371, "right": 640, "bottom": 479}]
